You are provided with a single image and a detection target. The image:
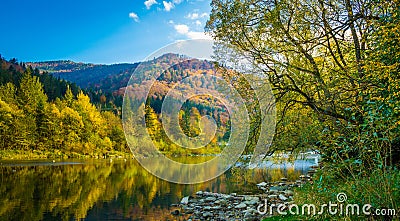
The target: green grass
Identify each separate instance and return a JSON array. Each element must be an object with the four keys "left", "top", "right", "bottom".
[
  {"left": 0, "top": 149, "right": 132, "bottom": 160},
  {"left": 264, "top": 168, "right": 400, "bottom": 221}
]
